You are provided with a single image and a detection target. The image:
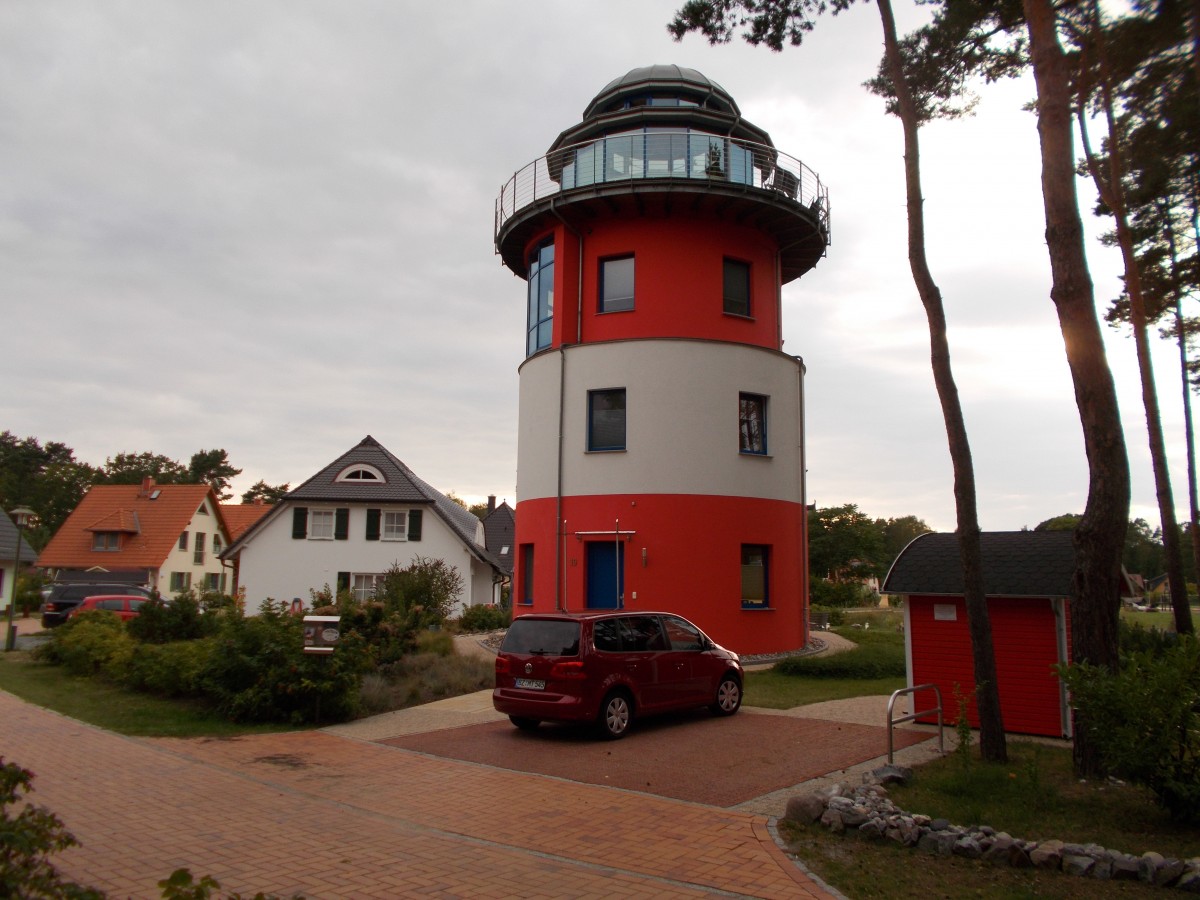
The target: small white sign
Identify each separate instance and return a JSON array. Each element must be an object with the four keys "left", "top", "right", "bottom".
[{"left": 934, "top": 604, "right": 958, "bottom": 622}]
